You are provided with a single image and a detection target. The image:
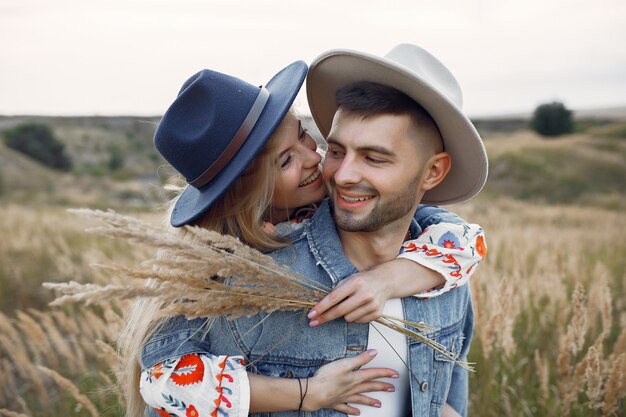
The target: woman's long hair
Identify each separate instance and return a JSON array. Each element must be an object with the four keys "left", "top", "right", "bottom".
[{"left": 118, "top": 117, "right": 291, "bottom": 417}]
